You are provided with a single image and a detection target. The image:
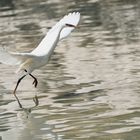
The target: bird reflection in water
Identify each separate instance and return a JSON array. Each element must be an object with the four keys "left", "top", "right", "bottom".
[{"left": 16, "top": 95, "right": 39, "bottom": 117}]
